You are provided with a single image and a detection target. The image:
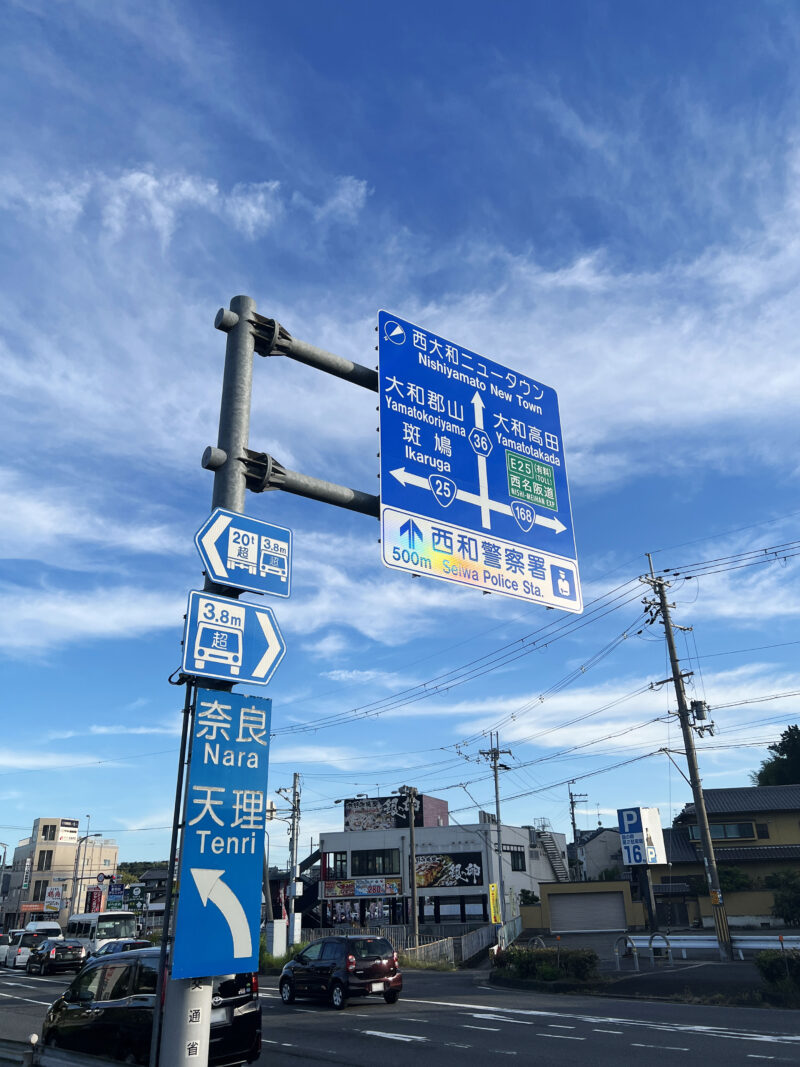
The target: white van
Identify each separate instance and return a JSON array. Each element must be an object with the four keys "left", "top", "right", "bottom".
[{"left": 25, "top": 921, "right": 63, "bottom": 940}]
